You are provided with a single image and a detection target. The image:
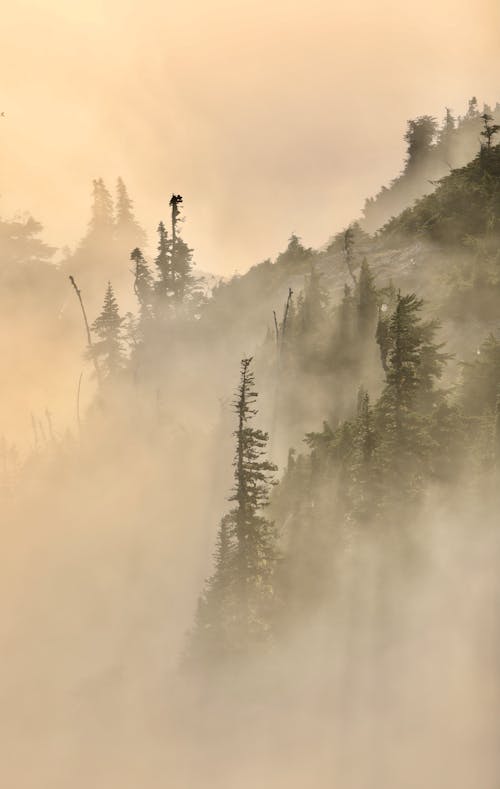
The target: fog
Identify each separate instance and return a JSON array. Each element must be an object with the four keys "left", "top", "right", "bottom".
[
  {"left": 1, "top": 0, "right": 500, "bottom": 273},
  {"left": 2, "top": 2, "right": 500, "bottom": 788}
]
